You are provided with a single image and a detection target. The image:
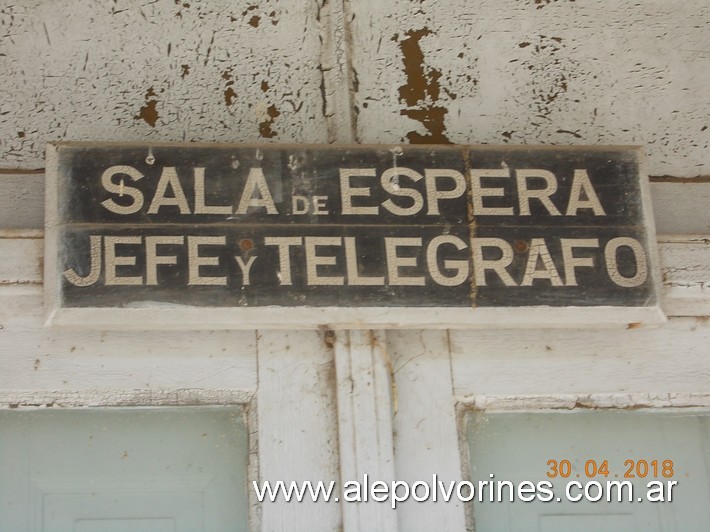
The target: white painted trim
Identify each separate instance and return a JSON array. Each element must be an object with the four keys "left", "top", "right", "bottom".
[
  {"left": 0, "top": 389, "right": 254, "bottom": 409},
  {"left": 335, "top": 330, "right": 398, "bottom": 532},
  {"left": 256, "top": 330, "right": 342, "bottom": 531},
  {"left": 659, "top": 235, "right": 710, "bottom": 316},
  {"left": 246, "top": 398, "right": 261, "bottom": 532},
  {"left": 0, "top": 229, "right": 43, "bottom": 238},
  {"left": 388, "top": 330, "right": 467, "bottom": 531},
  {"left": 651, "top": 183, "right": 710, "bottom": 234},
  {"left": 450, "top": 316, "right": 710, "bottom": 398},
  {"left": 44, "top": 144, "right": 60, "bottom": 329},
  {"left": 0, "top": 233, "right": 42, "bottom": 284},
  {"left": 638, "top": 154, "right": 665, "bottom": 319},
  {"left": 0, "top": 289, "right": 260, "bottom": 394}
]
